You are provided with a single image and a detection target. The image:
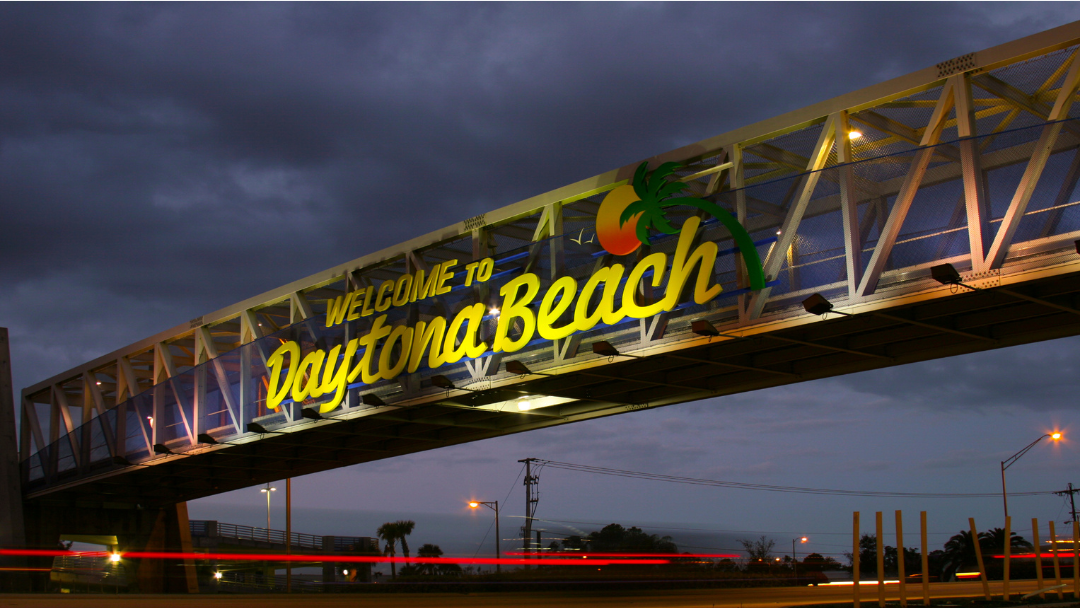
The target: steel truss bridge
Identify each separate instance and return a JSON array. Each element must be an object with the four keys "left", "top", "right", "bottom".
[{"left": 20, "top": 22, "right": 1080, "bottom": 510}]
